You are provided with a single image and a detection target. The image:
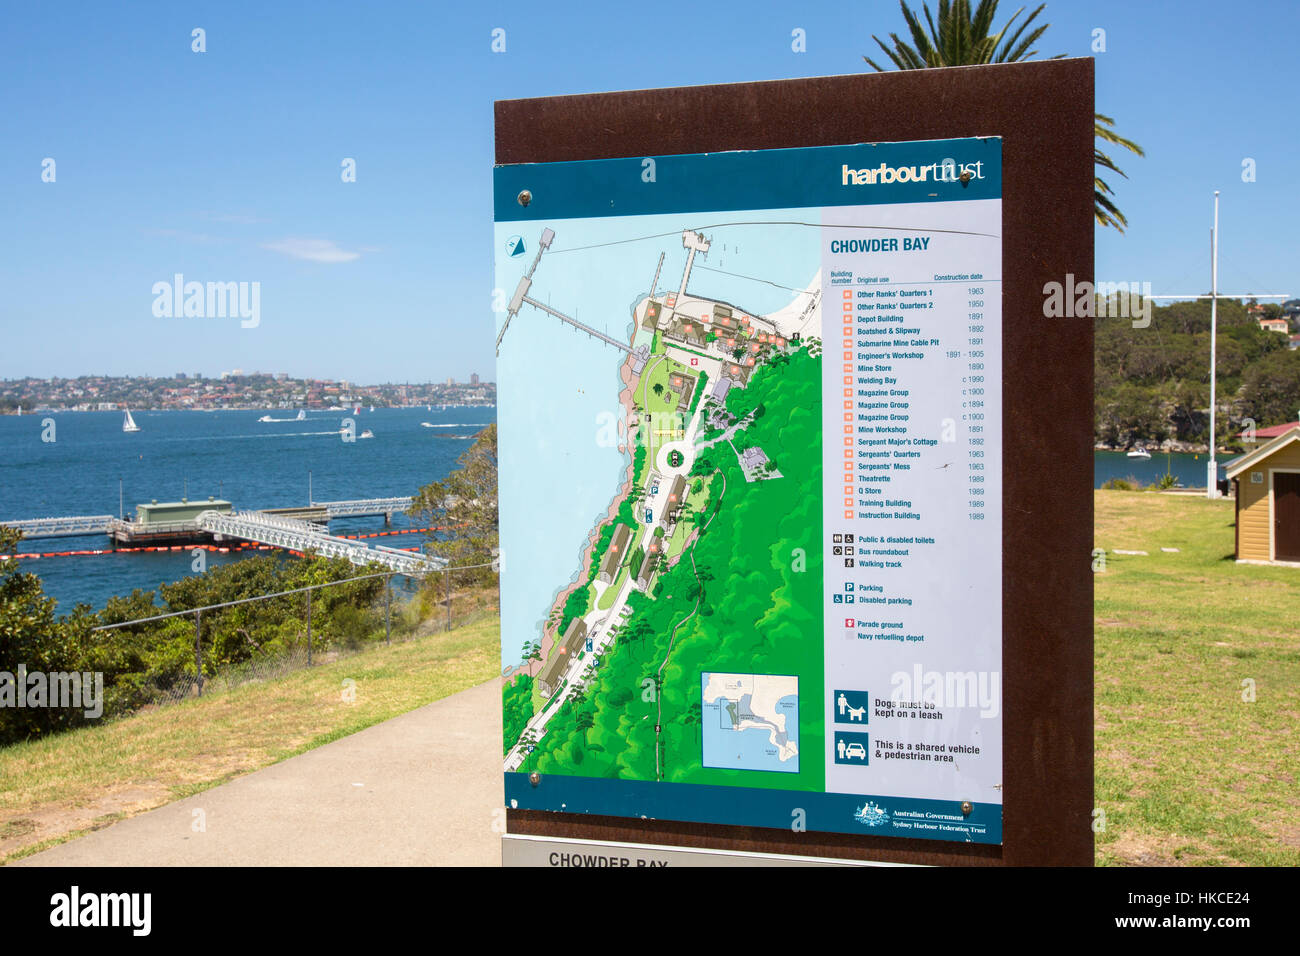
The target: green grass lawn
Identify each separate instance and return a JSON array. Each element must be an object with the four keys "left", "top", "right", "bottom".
[
  {"left": 639, "top": 354, "right": 688, "bottom": 465},
  {"left": 1094, "top": 491, "right": 1300, "bottom": 866},
  {"left": 0, "top": 615, "right": 499, "bottom": 864}
]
